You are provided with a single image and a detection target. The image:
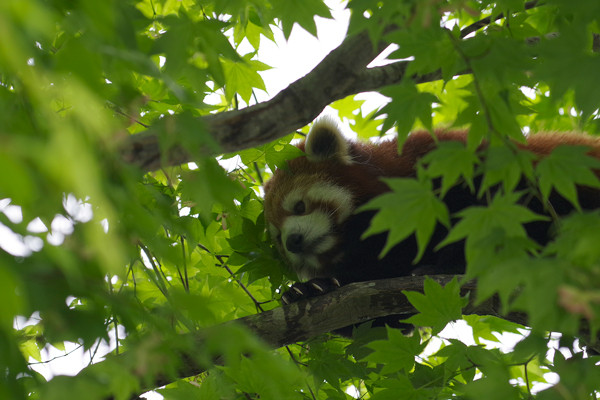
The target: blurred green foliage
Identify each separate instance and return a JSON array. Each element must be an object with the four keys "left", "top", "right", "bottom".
[{"left": 1, "top": 0, "right": 600, "bottom": 399}]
